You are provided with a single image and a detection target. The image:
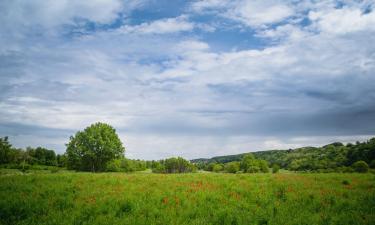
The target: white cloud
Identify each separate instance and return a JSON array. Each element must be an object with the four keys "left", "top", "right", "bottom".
[
  {"left": 227, "top": 0, "right": 294, "bottom": 27},
  {"left": 309, "top": 7, "right": 375, "bottom": 34},
  {"left": 191, "top": 0, "right": 294, "bottom": 27},
  {"left": 120, "top": 16, "right": 195, "bottom": 34},
  {"left": 0, "top": 0, "right": 126, "bottom": 28}
]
